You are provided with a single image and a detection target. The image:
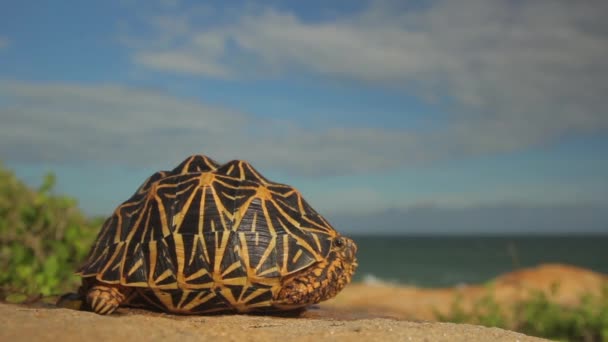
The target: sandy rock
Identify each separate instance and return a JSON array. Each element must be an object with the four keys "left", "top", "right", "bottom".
[
  {"left": 3, "top": 264, "right": 603, "bottom": 342},
  {"left": 0, "top": 303, "right": 547, "bottom": 342}
]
